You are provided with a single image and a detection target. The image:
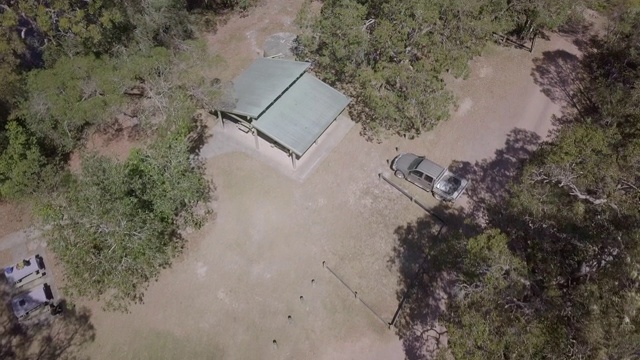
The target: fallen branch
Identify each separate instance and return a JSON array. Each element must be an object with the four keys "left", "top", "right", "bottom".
[{"left": 530, "top": 166, "right": 609, "bottom": 206}]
